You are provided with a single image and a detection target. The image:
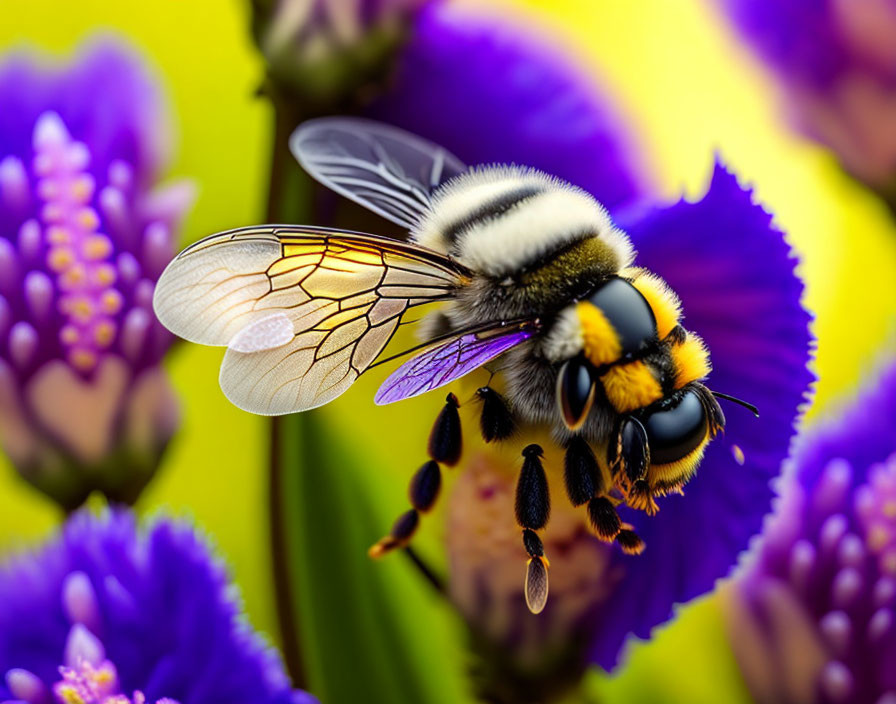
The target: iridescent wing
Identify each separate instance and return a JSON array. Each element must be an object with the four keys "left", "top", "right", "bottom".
[
  {"left": 291, "top": 117, "right": 468, "bottom": 230},
  {"left": 153, "top": 225, "right": 468, "bottom": 415},
  {"left": 374, "top": 327, "right": 534, "bottom": 405}
]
